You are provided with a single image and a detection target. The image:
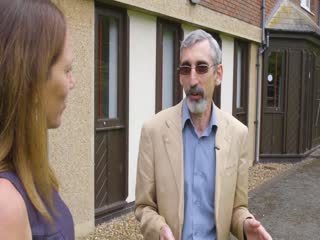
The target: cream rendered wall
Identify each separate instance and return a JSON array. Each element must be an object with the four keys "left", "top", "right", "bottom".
[
  {"left": 127, "top": 11, "right": 157, "bottom": 202},
  {"left": 220, "top": 35, "right": 234, "bottom": 114},
  {"left": 47, "top": 1, "right": 260, "bottom": 237},
  {"left": 247, "top": 44, "right": 259, "bottom": 166},
  {"left": 111, "top": 0, "right": 260, "bottom": 43},
  {"left": 248, "top": 44, "right": 262, "bottom": 166},
  {"left": 50, "top": 0, "right": 95, "bottom": 238},
  {"left": 182, "top": 24, "right": 198, "bottom": 36}
]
